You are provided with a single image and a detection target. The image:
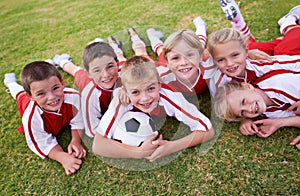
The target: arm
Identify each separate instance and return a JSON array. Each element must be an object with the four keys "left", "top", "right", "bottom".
[
  {"left": 48, "top": 144, "right": 82, "bottom": 176},
  {"left": 92, "top": 132, "right": 160, "bottom": 159},
  {"left": 287, "top": 100, "right": 300, "bottom": 115},
  {"left": 68, "top": 129, "right": 86, "bottom": 159},
  {"left": 147, "top": 127, "right": 215, "bottom": 162},
  {"left": 248, "top": 49, "right": 272, "bottom": 62},
  {"left": 254, "top": 116, "right": 300, "bottom": 138},
  {"left": 239, "top": 118, "right": 259, "bottom": 136}
]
